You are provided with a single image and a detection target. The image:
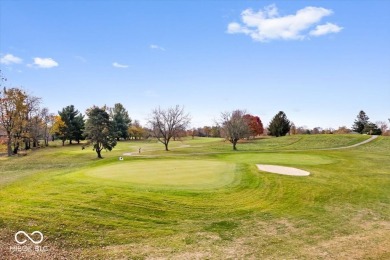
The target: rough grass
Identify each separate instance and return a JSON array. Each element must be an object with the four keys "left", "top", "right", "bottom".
[{"left": 0, "top": 135, "right": 389, "bottom": 259}]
